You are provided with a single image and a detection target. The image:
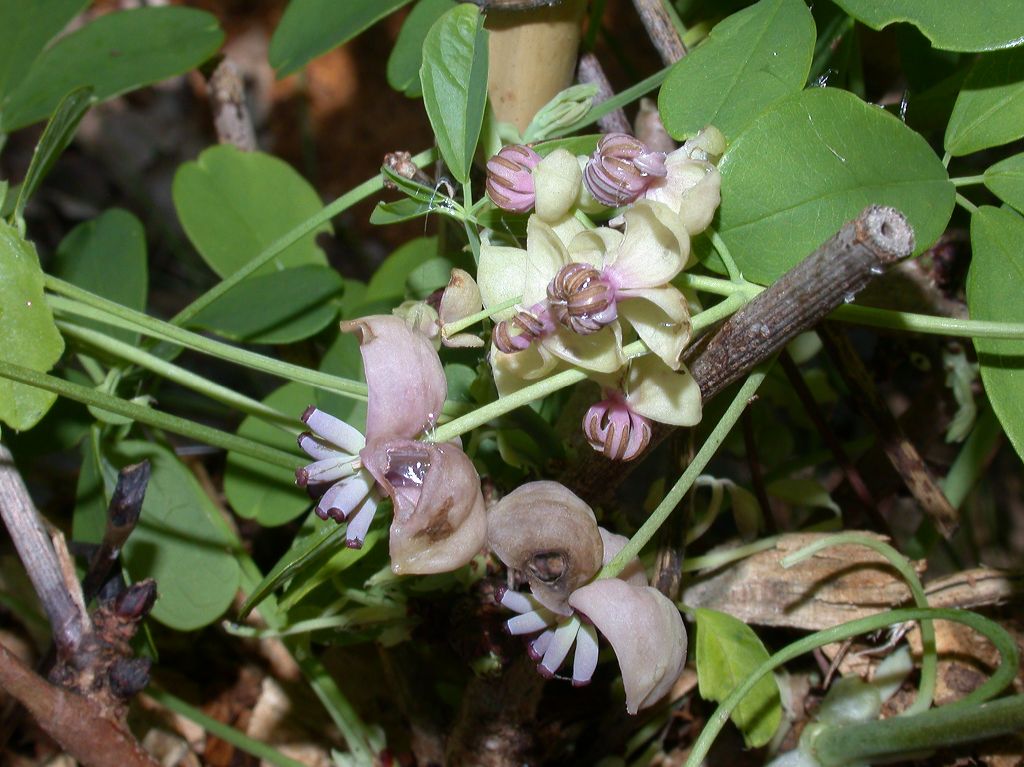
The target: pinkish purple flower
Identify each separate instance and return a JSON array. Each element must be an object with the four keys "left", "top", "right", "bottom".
[
  {"left": 584, "top": 132, "right": 667, "bottom": 207},
  {"left": 296, "top": 315, "right": 486, "bottom": 574},
  {"left": 486, "top": 144, "right": 542, "bottom": 213},
  {"left": 583, "top": 392, "right": 652, "bottom": 462}
]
